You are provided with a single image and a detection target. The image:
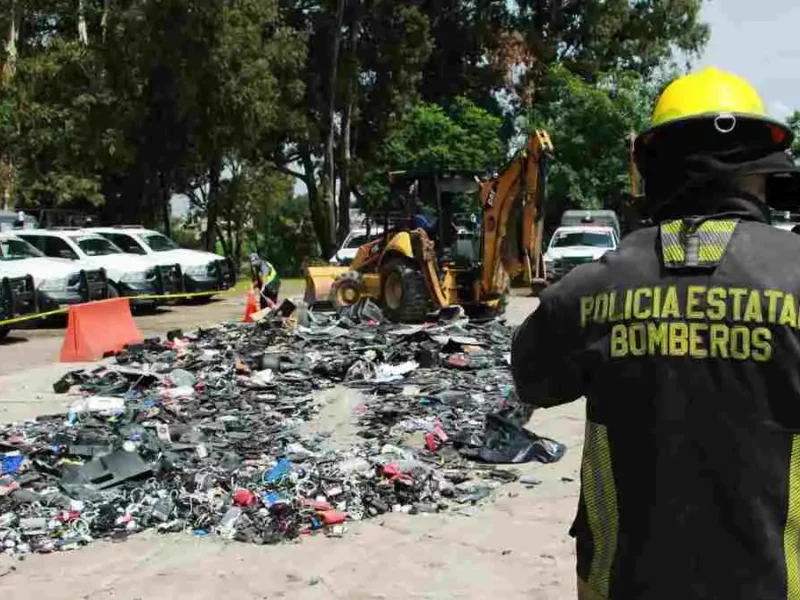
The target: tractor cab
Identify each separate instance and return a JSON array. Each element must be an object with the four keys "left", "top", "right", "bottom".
[{"left": 377, "top": 169, "right": 484, "bottom": 267}]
